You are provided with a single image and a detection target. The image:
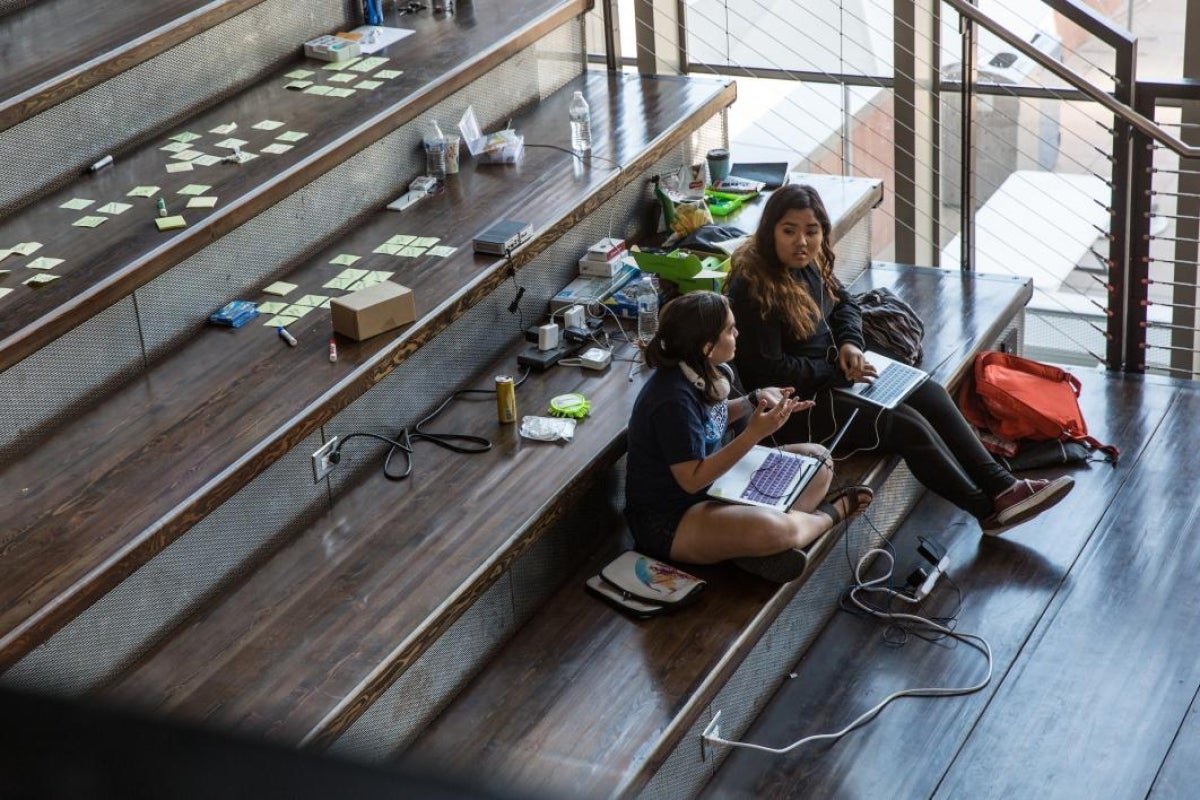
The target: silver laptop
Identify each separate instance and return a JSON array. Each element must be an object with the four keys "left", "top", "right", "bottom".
[
  {"left": 836, "top": 350, "right": 928, "bottom": 409},
  {"left": 707, "top": 446, "right": 820, "bottom": 511}
]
